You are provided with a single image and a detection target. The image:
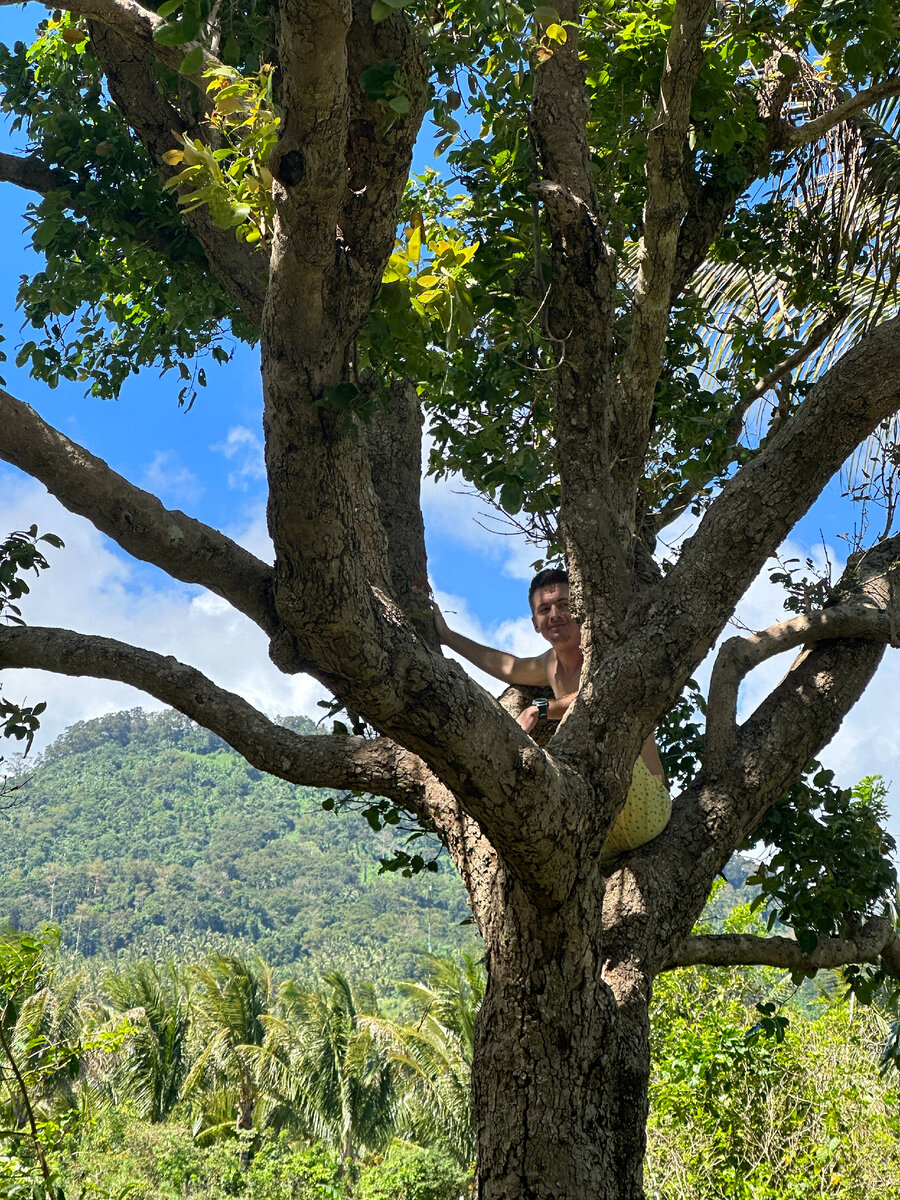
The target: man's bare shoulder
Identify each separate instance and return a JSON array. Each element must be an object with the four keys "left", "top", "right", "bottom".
[{"left": 508, "top": 647, "right": 554, "bottom": 687}]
